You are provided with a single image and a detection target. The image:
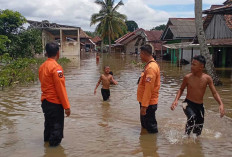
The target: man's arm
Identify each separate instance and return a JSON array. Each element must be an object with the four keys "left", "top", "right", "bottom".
[
  {"left": 94, "top": 76, "right": 102, "bottom": 94},
  {"left": 171, "top": 75, "right": 188, "bottom": 110},
  {"left": 140, "top": 68, "right": 156, "bottom": 115},
  {"left": 53, "top": 68, "right": 71, "bottom": 117},
  {"left": 208, "top": 76, "right": 225, "bottom": 117}
]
